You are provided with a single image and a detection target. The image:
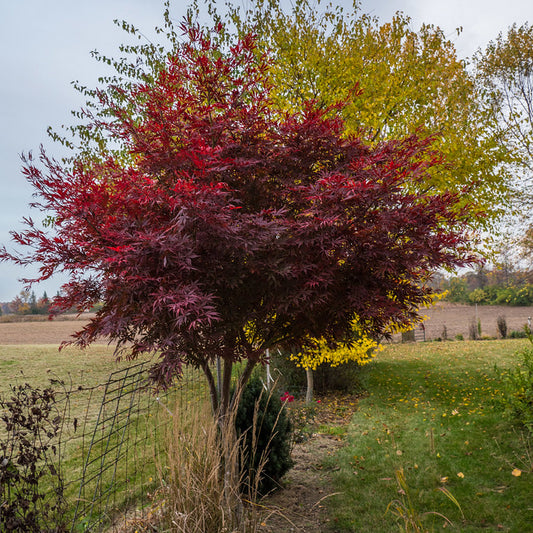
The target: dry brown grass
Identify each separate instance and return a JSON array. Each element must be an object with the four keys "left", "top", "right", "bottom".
[{"left": 158, "top": 395, "right": 270, "bottom": 533}]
